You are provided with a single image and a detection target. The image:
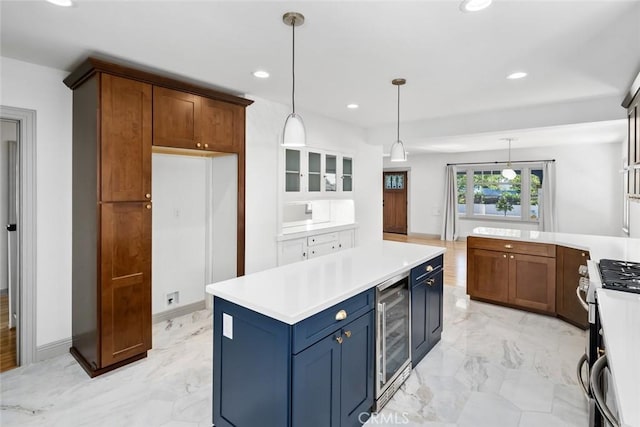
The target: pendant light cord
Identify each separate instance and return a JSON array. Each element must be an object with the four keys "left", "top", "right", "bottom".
[
  {"left": 396, "top": 84, "right": 400, "bottom": 141},
  {"left": 508, "top": 138, "right": 512, "bottom": 165},
  {"left": 291, "top": 17, "right": 296, "bottom": 114}
]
